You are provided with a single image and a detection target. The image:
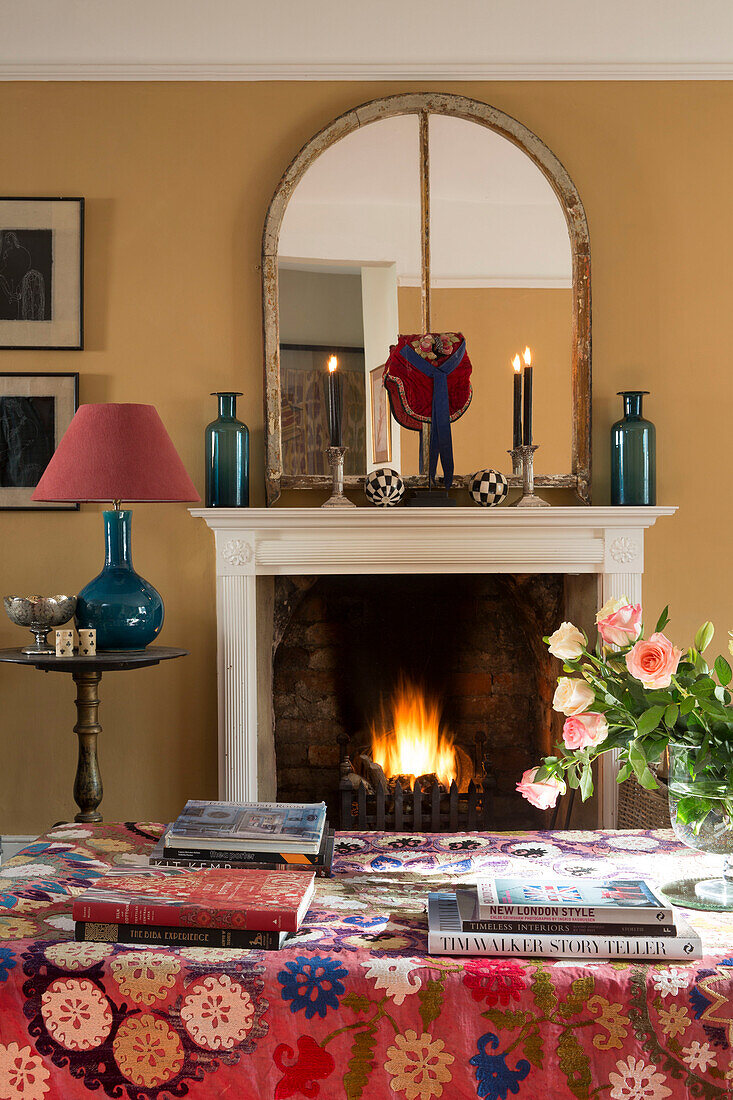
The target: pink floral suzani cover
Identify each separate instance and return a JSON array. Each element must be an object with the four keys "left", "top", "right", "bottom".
[{"left": 0, "top": 822, "right": 731, "bottom": 1099}]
